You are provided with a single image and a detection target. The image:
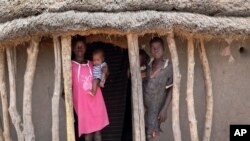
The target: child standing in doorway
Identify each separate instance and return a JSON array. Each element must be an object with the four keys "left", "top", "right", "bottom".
[{"left": 71, "top": 35, "right": 109, "bottom": 141}]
